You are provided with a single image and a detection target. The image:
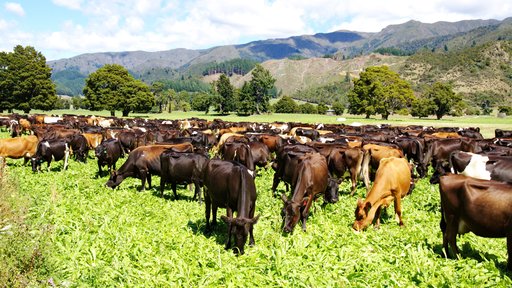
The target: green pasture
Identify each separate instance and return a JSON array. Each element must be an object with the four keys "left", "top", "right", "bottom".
[{"left": 1, "top": 124, "right": 512, "bottom": 286}]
